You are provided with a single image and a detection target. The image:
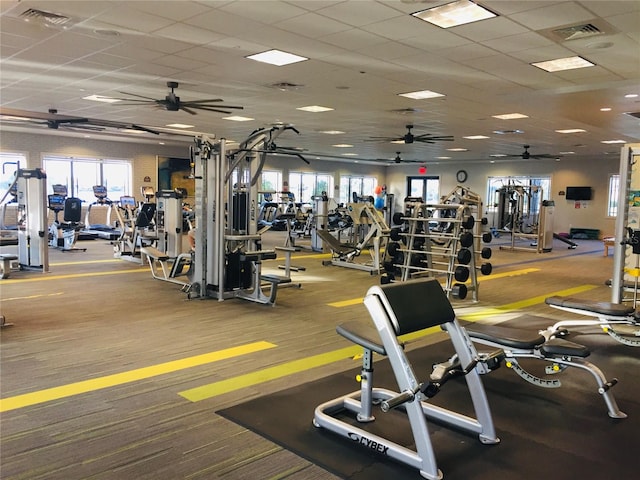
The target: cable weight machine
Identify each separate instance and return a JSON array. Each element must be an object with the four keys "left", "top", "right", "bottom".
[{"left": 188, "top": 125, "right": 302, "bottom": 305}]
